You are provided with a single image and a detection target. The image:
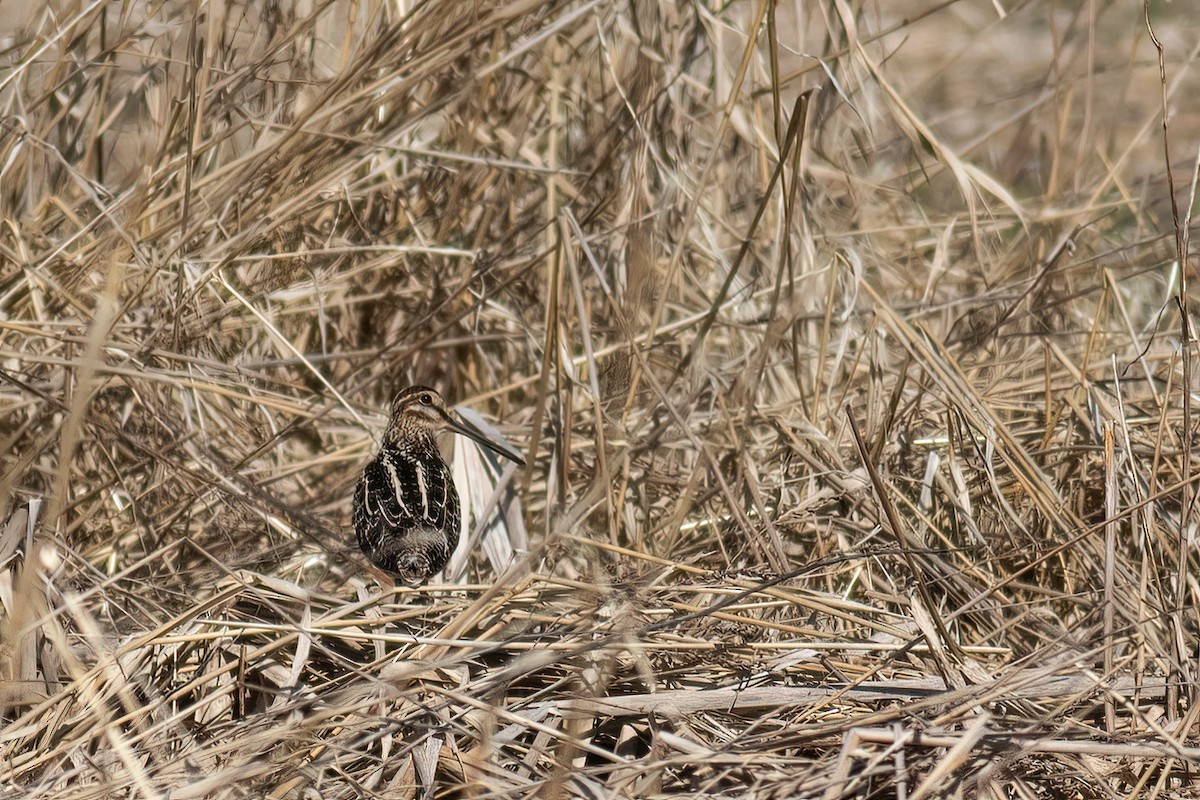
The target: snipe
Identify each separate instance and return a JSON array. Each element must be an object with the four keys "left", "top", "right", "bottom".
[{"left": 353, "top": 386, "right": 525, "bottom": 586}]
